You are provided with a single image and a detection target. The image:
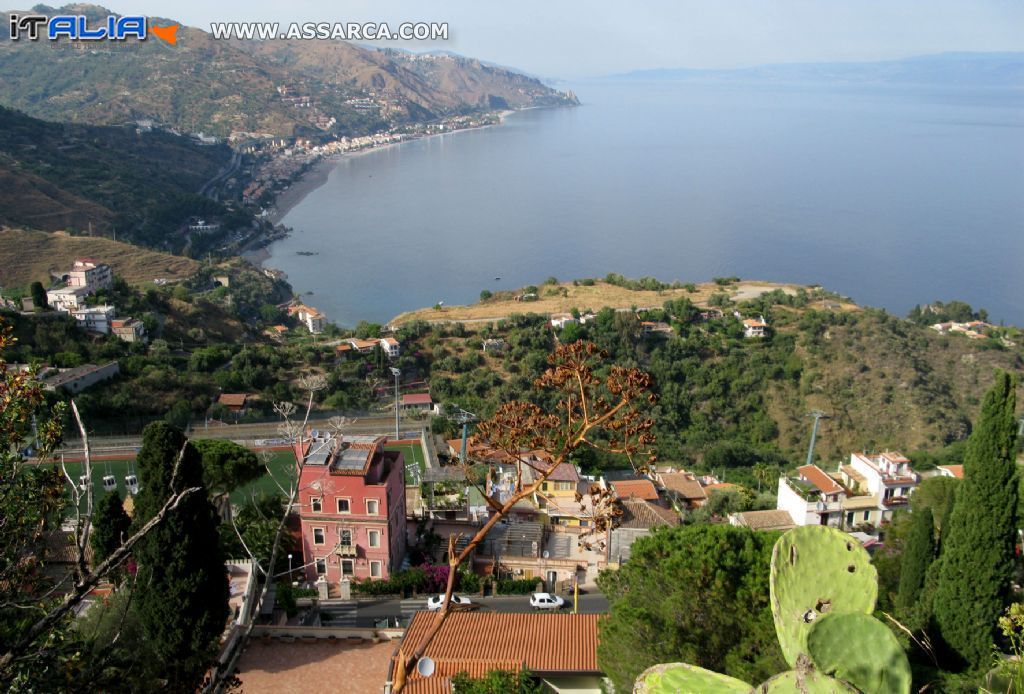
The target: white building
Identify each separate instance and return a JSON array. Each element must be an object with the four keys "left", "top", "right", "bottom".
[
  {"left": 111, "top": 317, "right": 147, "bottom": 343},
  {"left": 743, "top": 316, "right": 768, "bottom": 338},
  {"left": 777, "top": 464, "right": 846, "bottom": 528},
  {"left": 379, "top": 337, "right": 400, "bottom": 359},
  {"left": 67, "top": 259, "right": 113, "bottom": 294},
  {"left": 550, "top": 313, "right": 577, "bottom": 330},
  {"left": 47, "top": 286, "right": 91, "bottom": 312},
  {"left": 837, "top": 451, "right": 919, "bottom": 526},
  {"left": 71, "top": 305, "right": 116, "bottom": 334},
  {"left": 290, "top": 305, "right": 325, "bottom": 334}
]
